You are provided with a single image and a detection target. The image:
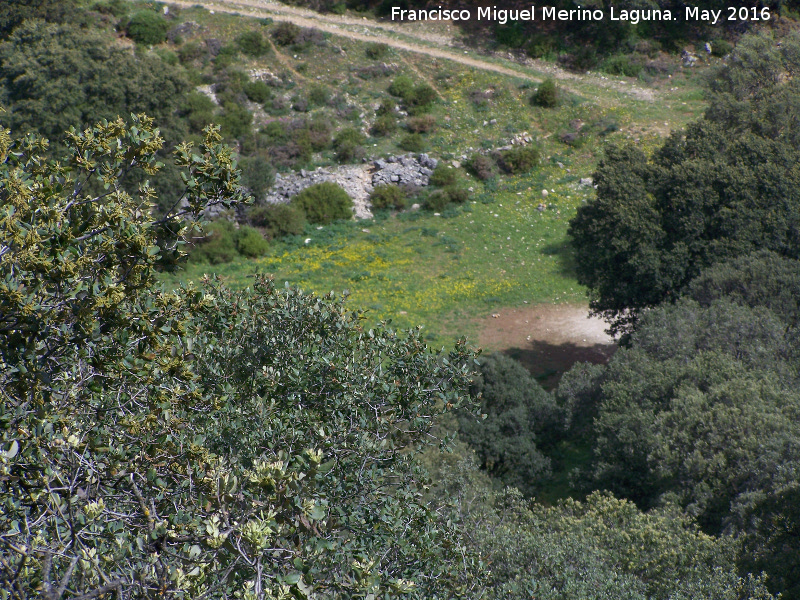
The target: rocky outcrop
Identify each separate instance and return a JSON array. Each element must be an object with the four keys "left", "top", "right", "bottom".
[
  {"left": 370, "top": 153, "right": 437, "bottom": 187},
  {"left": 263, "top": 153, "right": 439, "bottom": 219}
]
